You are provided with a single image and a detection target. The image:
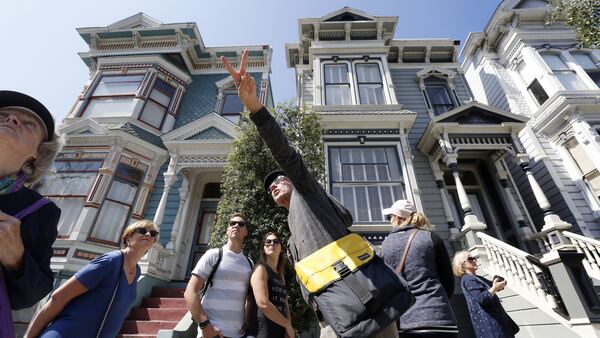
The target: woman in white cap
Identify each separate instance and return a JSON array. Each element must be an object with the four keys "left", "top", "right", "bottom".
[
  {"left": 380, "top": 200, "right": 458, "bottom": 337},
  {"left": 0, "top": 91, "right": 62, "bottom": 337}
]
